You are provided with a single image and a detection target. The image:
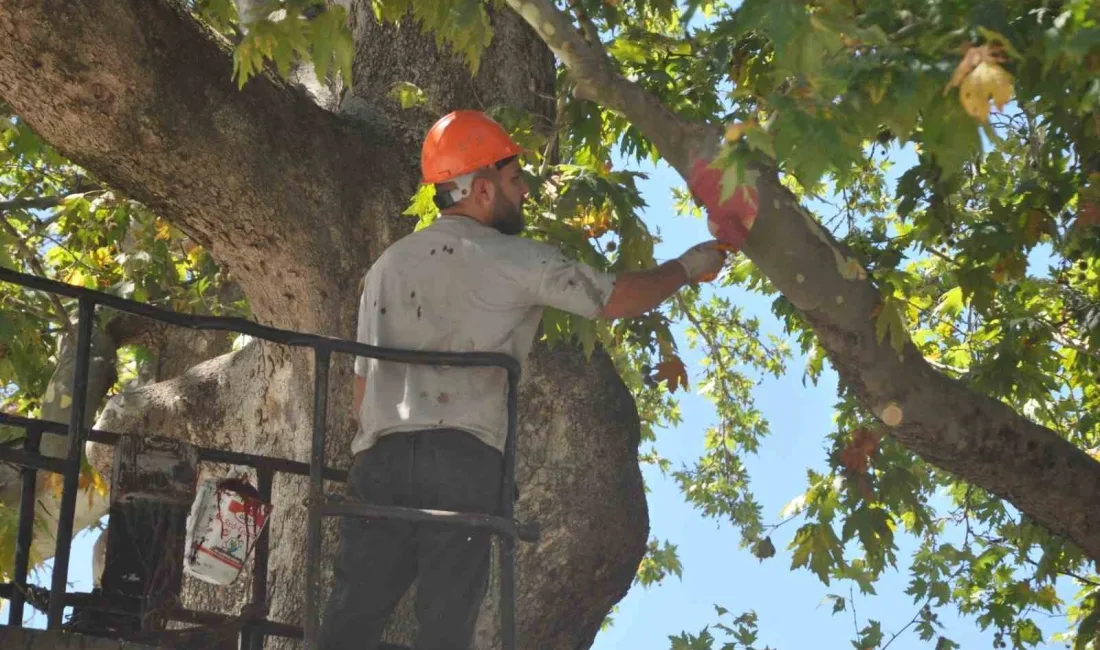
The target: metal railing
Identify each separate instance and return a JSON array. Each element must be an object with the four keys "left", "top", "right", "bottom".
[{"left": 0, "top": 266, "right": 536, "bottom": 649}]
